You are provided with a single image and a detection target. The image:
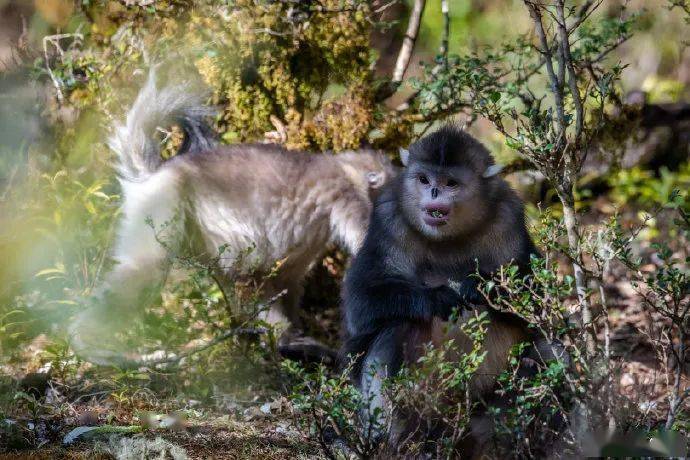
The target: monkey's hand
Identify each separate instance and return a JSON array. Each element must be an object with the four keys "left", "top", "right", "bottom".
[
  {"left": 428, "top": 285, "right": 464, "bottom": 320},
  {"left": 448, "top": 278, "right": 486, "bottom": 308}
]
